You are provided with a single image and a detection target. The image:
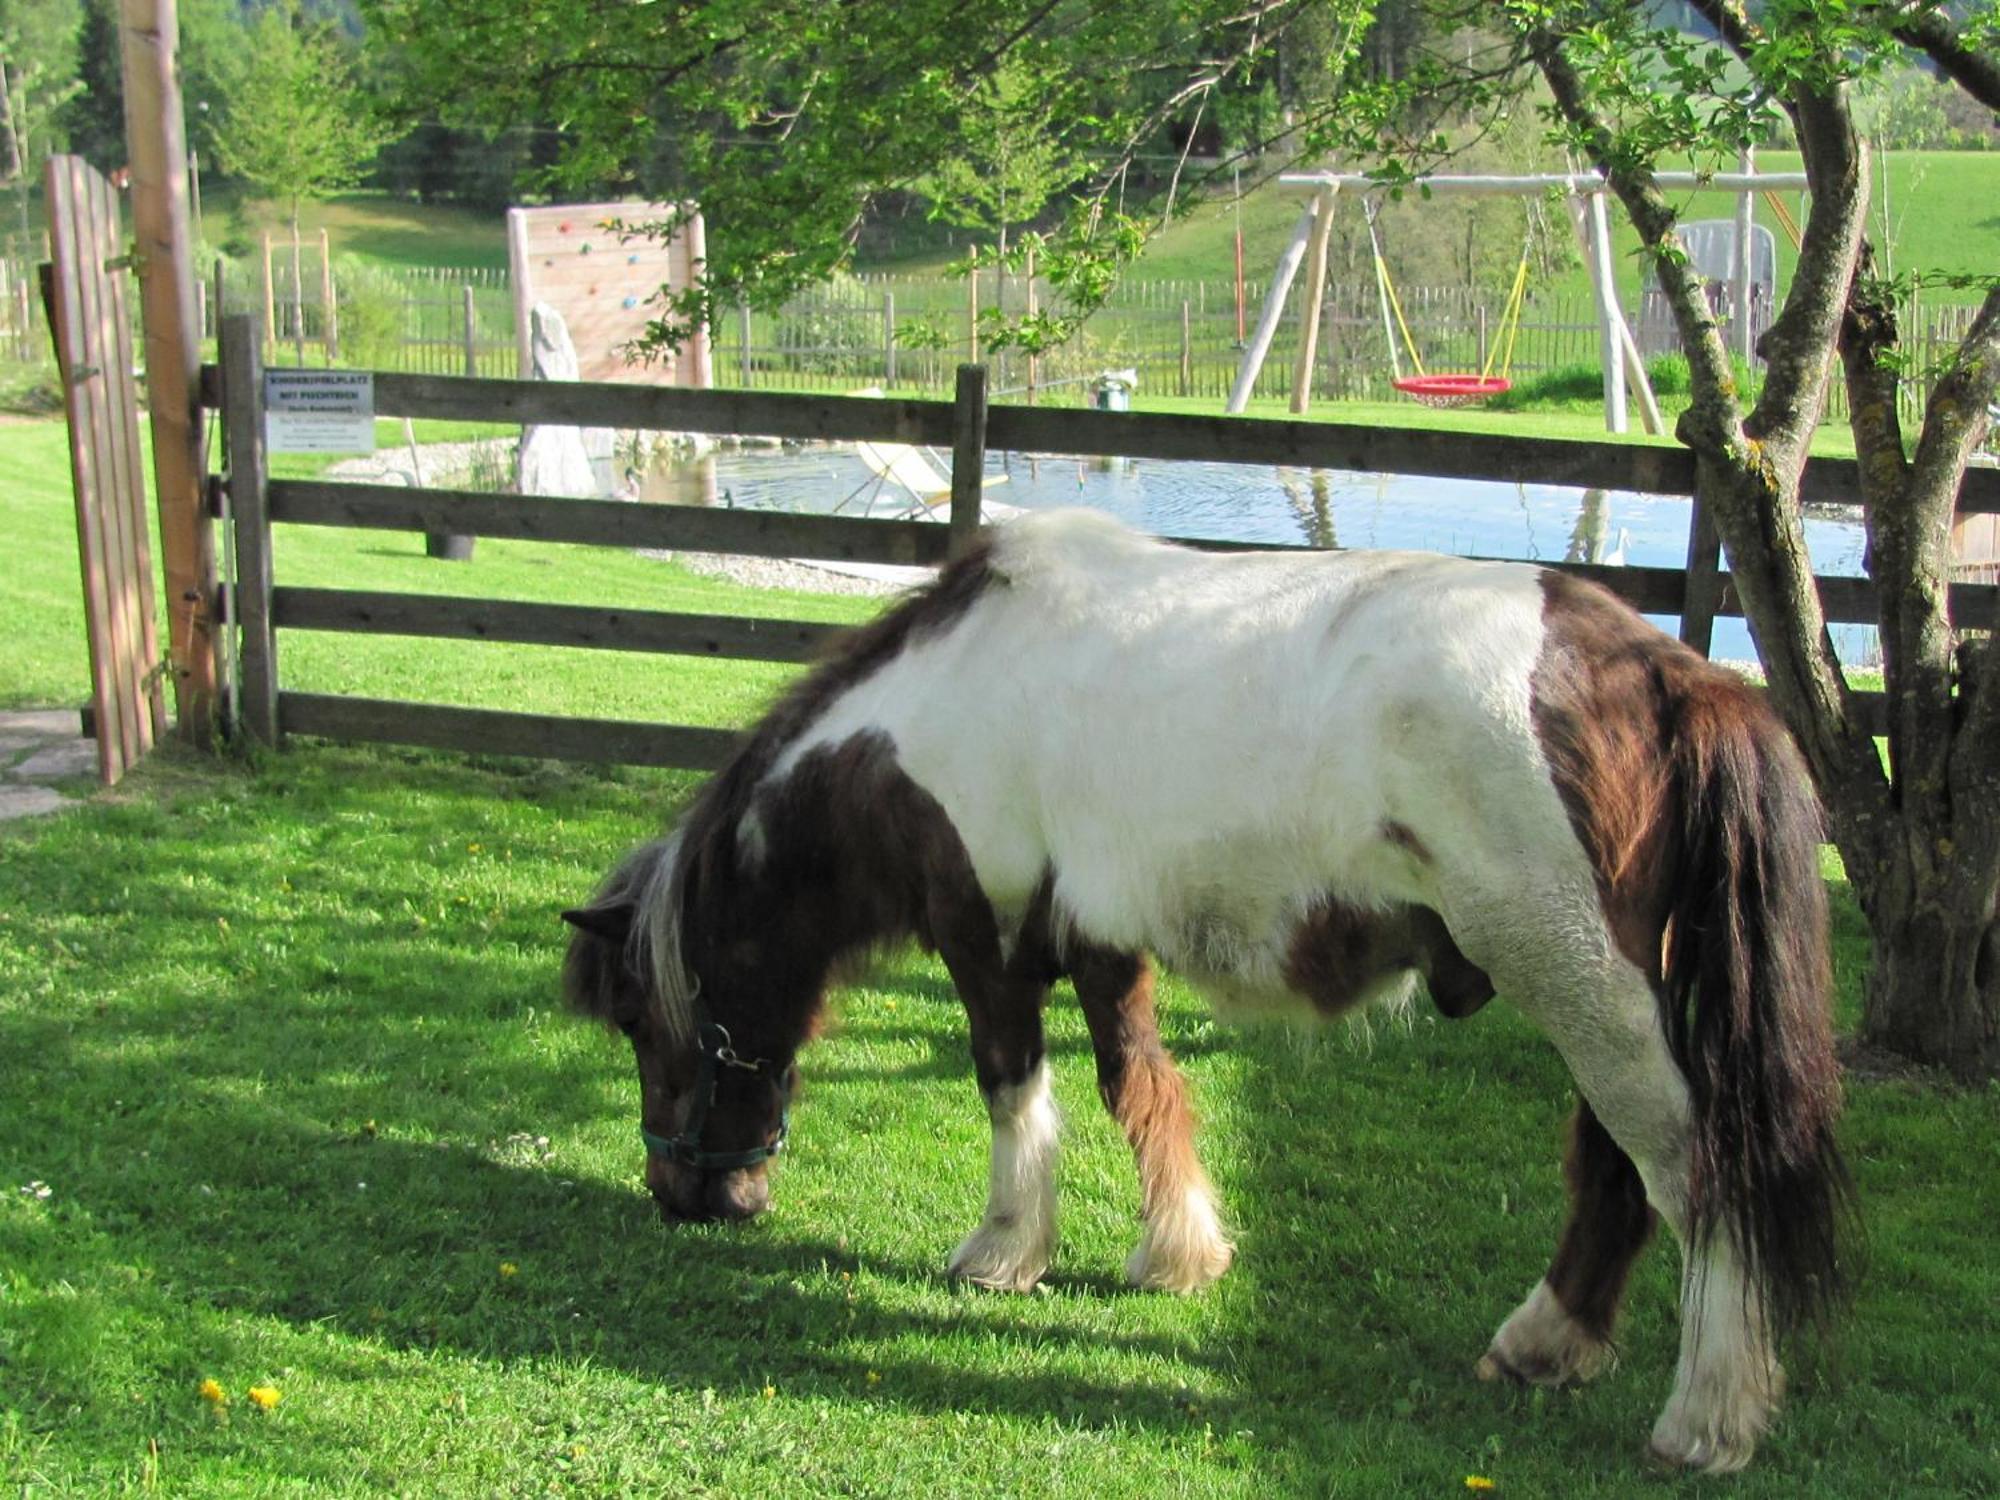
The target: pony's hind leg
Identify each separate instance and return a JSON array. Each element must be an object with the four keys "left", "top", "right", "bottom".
[
  {"left": 1070, "top": 945, "right": 1232, "bottom": 1293},
  {"left": 1512, "top": 951, "right": 1782, "bottom": 1473},
  {"left": 1479, "top": 1101, "right": 1656, "bottom": 1387}
]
